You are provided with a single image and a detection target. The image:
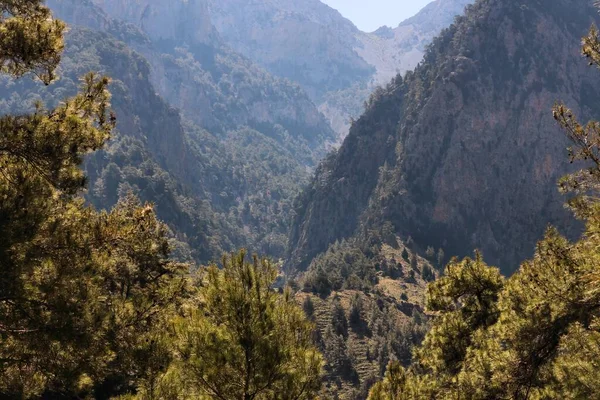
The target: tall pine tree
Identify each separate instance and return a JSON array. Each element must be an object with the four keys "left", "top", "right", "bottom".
[{"left": 0, "top": 2, "right": 188, "bottom": 397}]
